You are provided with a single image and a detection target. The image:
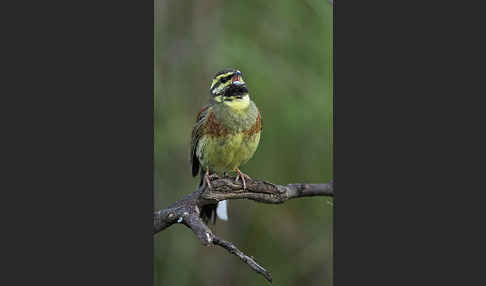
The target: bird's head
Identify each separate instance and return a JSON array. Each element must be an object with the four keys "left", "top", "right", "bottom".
[{"left": 209, "top": 68, "right": 250, "bottom": 110}]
